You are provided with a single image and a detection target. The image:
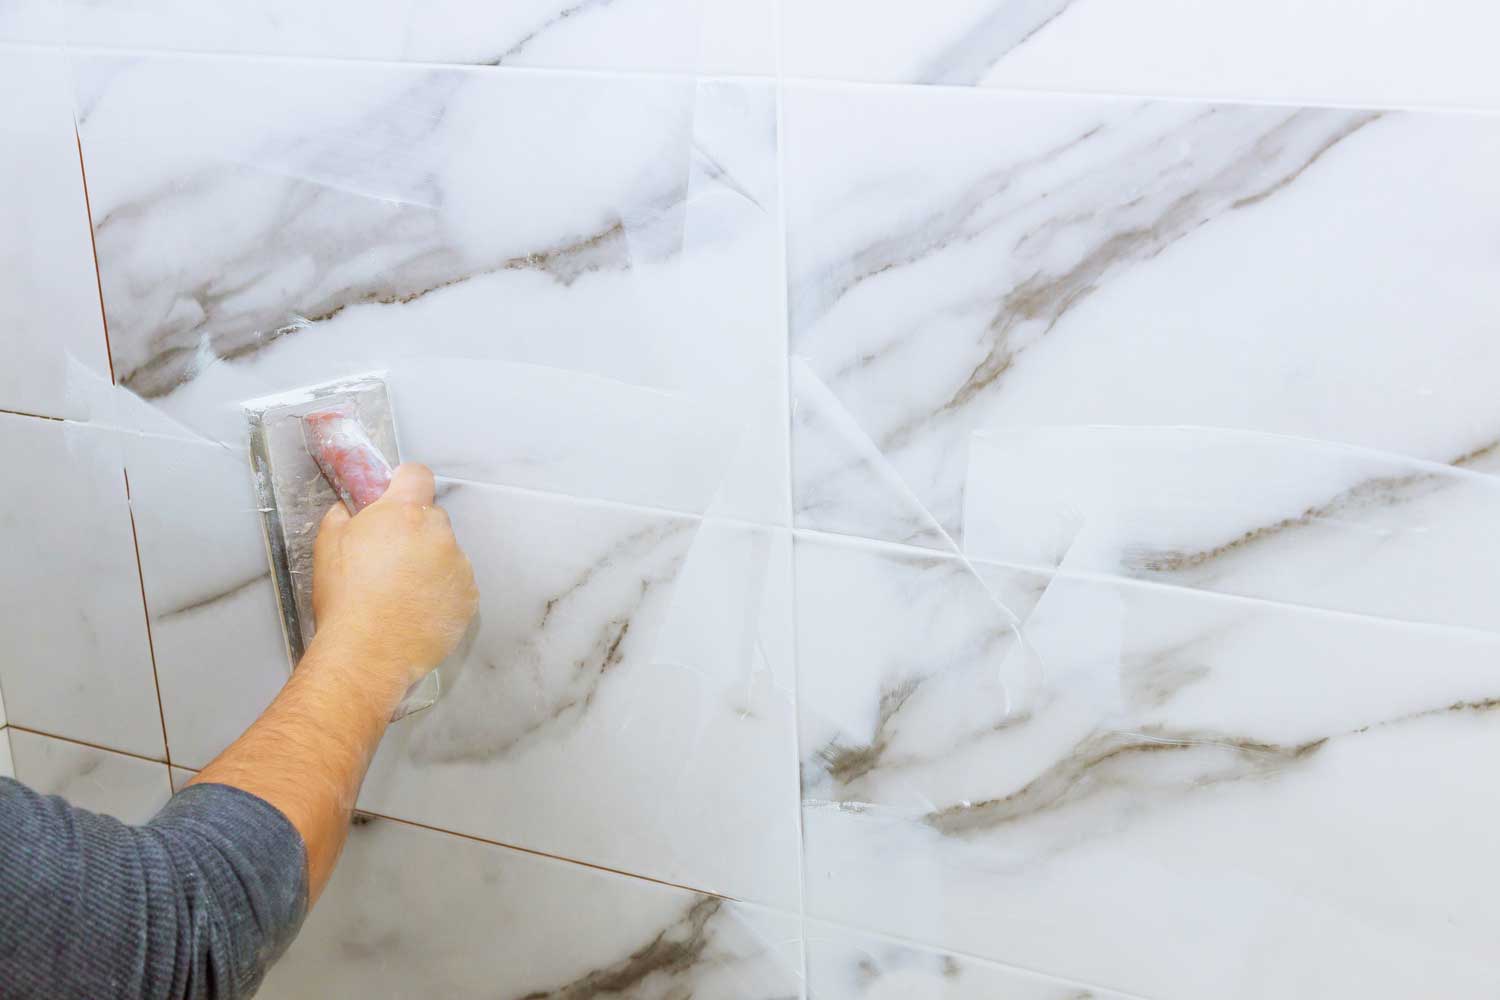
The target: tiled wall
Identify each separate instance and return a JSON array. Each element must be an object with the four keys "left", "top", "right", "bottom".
[{"left": 2, "top": 2, "right": 1499, "bottom": 997}]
